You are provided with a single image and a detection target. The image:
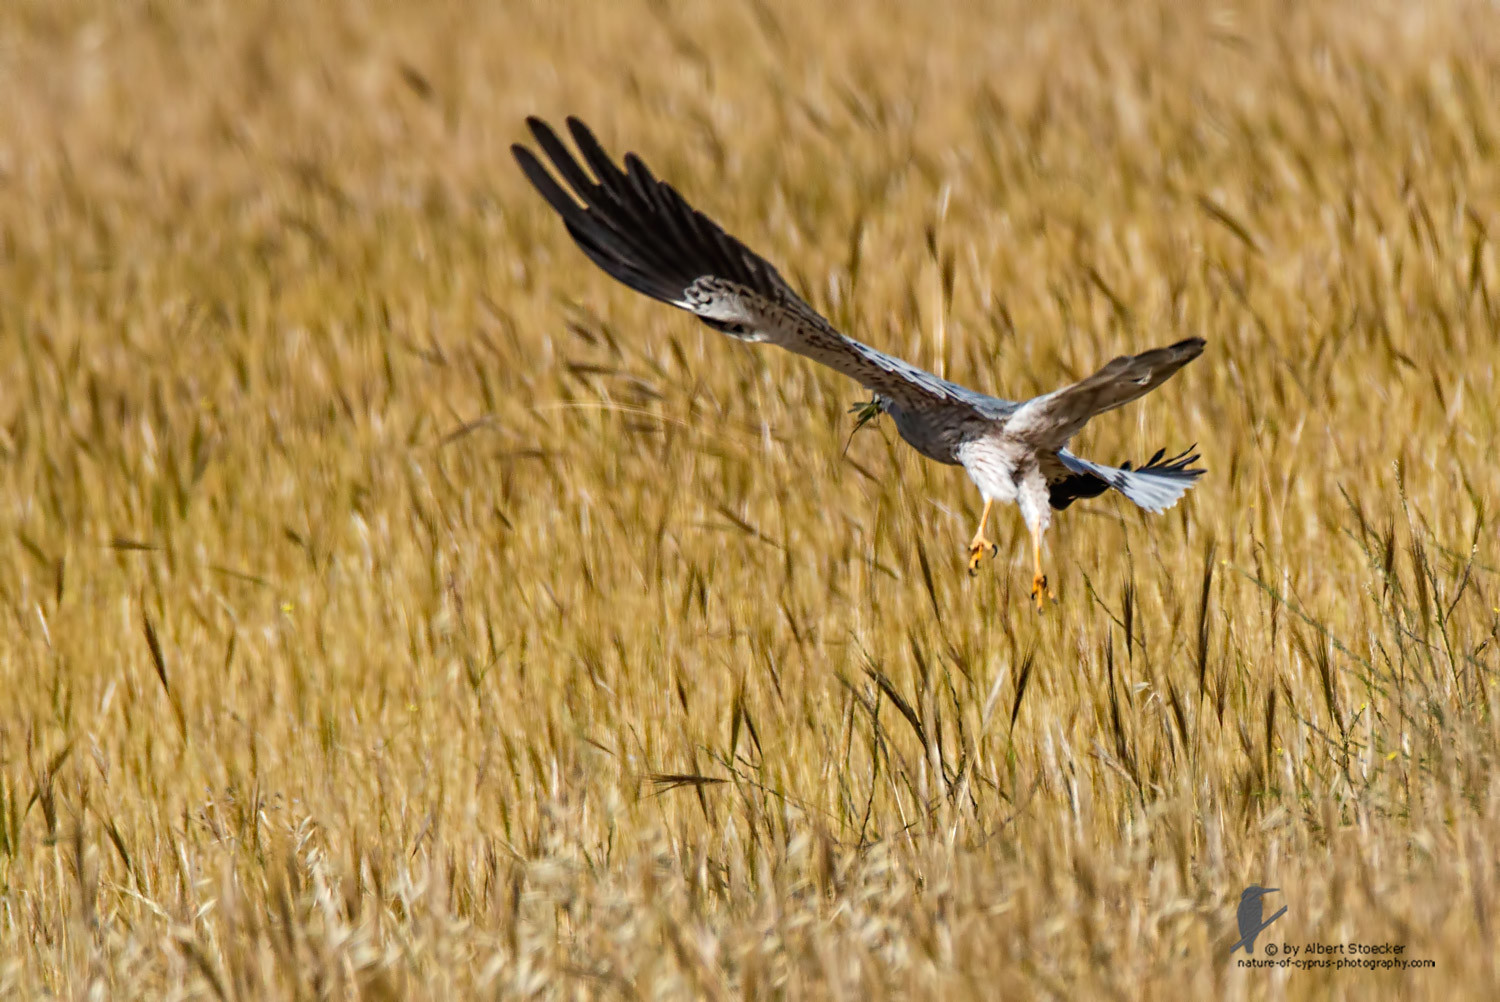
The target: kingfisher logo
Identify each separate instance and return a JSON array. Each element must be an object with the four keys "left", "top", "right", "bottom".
[{"left": 1231, "top": 885, "right": 1287, "bottom": 954}]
